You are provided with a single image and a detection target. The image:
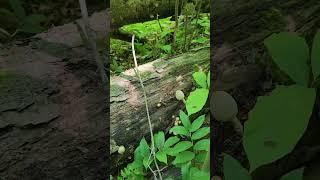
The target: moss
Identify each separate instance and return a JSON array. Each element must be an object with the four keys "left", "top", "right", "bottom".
[
  {"left": 153, "top": 60, "right": 170, "bottom": 69},
  {"left": 110, "top": 84, "right": 128, "bottom": 97}
]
